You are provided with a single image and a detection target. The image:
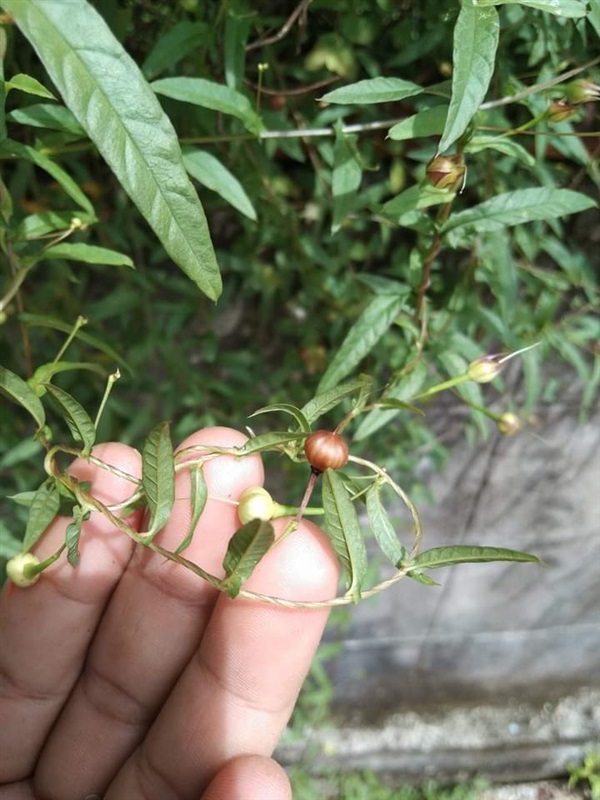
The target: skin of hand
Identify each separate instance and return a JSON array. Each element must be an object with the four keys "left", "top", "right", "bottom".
[{"left": 0, "top": 427, "right": 340, "bottom": 800}]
